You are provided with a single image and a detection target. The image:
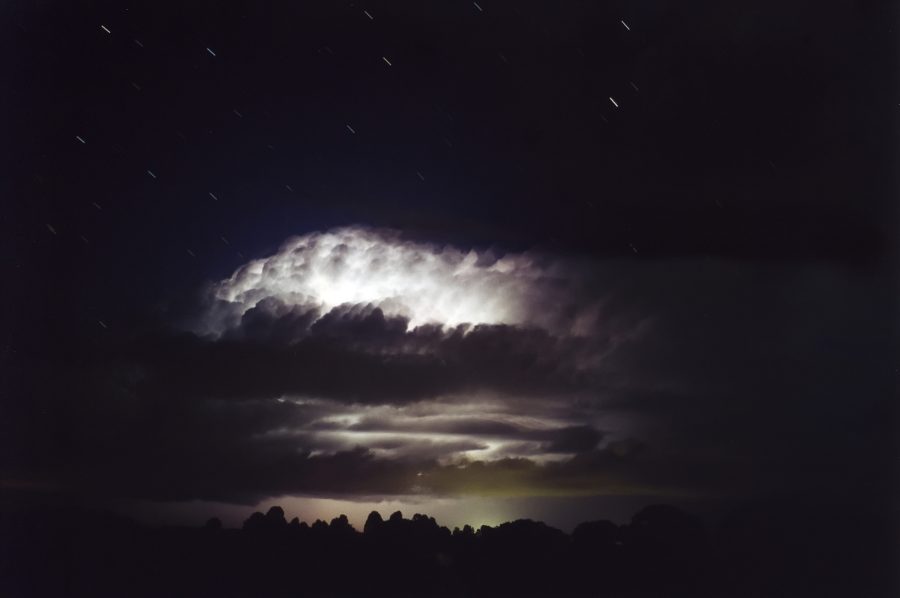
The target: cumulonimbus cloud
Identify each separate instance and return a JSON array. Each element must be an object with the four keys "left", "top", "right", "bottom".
[
  {"left": 14, "top": 228, "right": 879, "bottom": 507},
  {"left": 195, "top": 226, "right": 601, "bottom": 339}
]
